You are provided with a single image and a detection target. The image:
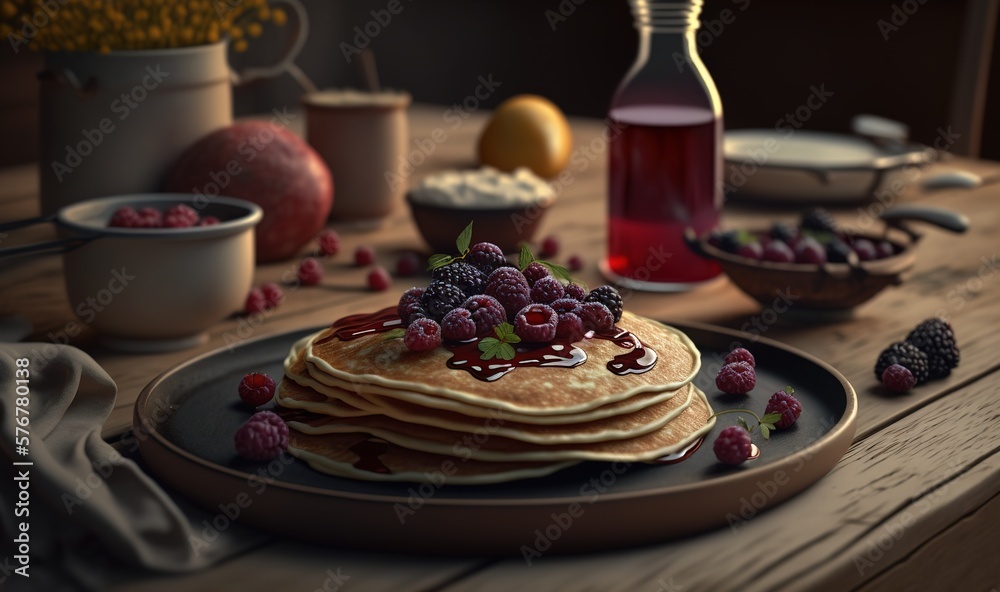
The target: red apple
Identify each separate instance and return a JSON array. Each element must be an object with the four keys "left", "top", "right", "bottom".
[{"left": 165, "top": 121, "right": 334, "bottom": 262}]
